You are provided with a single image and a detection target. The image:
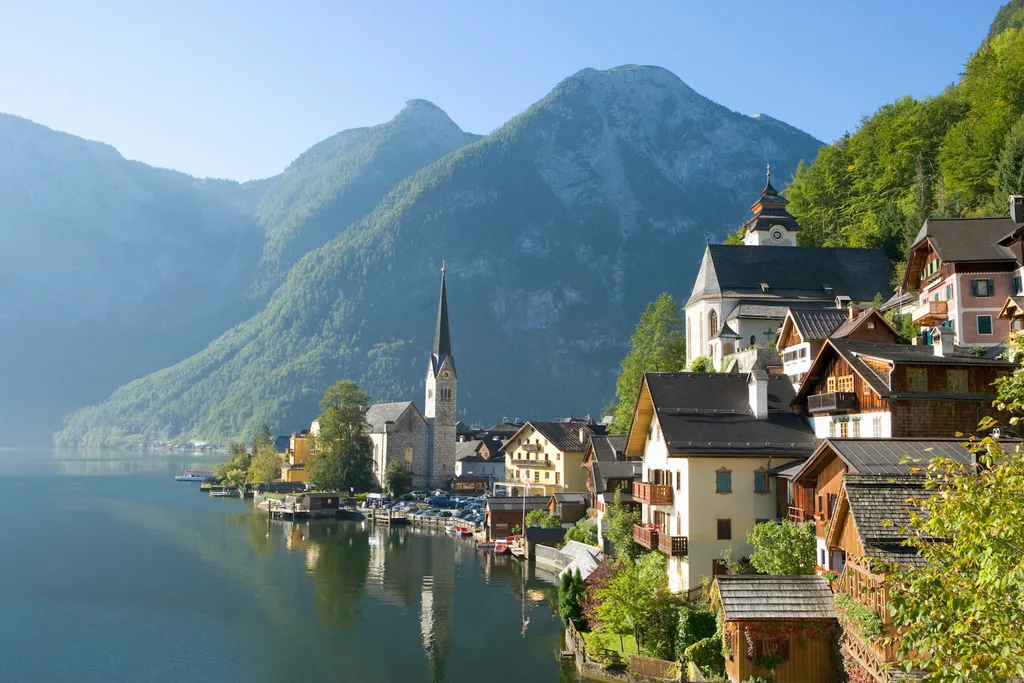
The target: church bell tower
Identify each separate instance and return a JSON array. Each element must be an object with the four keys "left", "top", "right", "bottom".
[{"left": 424, "top": 262, "right": 457, "bottom": 487}]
